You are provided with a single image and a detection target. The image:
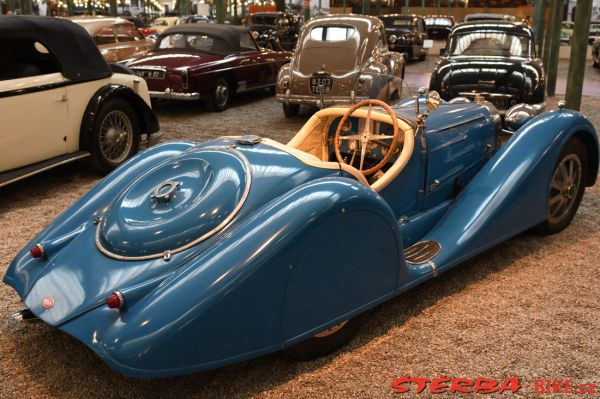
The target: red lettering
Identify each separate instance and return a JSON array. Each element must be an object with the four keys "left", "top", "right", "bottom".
[
  {"left": 551, "top": 380, "right": 564, "bottom": 393},
  {"left": 498, "top": 377, "right": 521, "bottom": 393},
  {"left": 390, "top": 375, "right": 411, "bottom": 394},
  {"left": 450, "top": 378, "right": 473, "bottom": 393},
  {"left": 564, "top": 379, "right": 574, "bottom": 394},
  {"left": 581, "top": 383, "right": 597, "bottom": 394},
  {"left": 534, "top": 380, "right": 545, "bottom": 393},
  {"left": 474, "top": 378, "right": 498, "bottom": 394},
  {"left": 412, "top": 377, "right": 431, "bottom": 394},
  {"left": 430, "top": 376, "right": 450, "bottom": 394}
]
